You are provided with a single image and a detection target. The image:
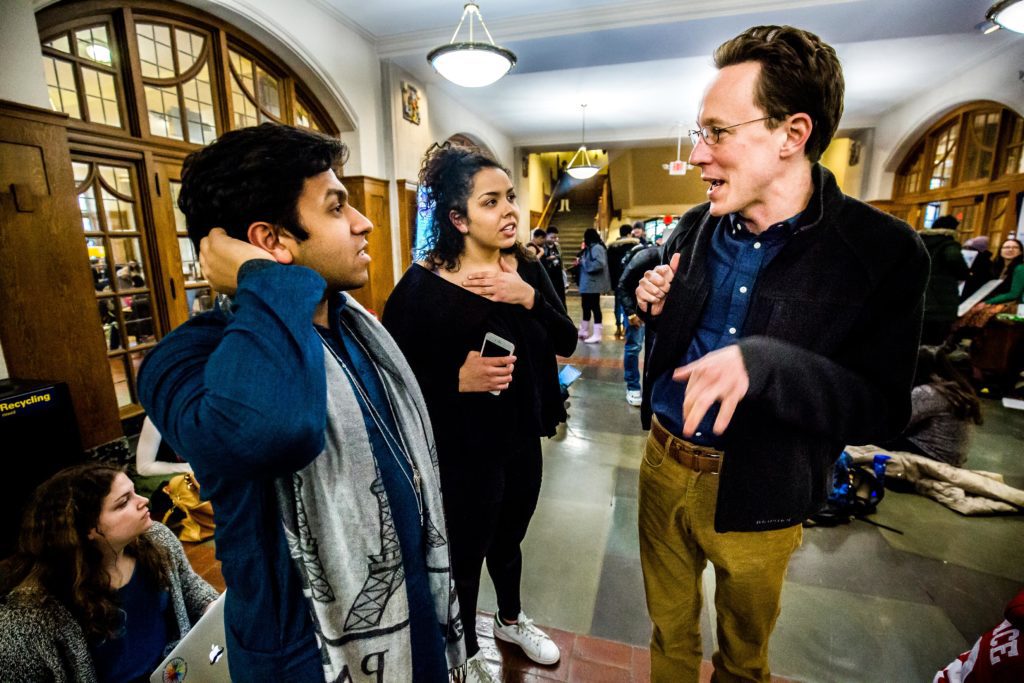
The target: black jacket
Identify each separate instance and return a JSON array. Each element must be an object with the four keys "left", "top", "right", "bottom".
[
  {"left": 607, "top": 237, "right": 640, "bottom": 289},
  {"left": 617, "top": 244, "right": 661, "bottom": 318},
  {"left": 920, "top": 229, "right": 968, "bottom": 323},
  {"left": 641, "top": 165, "right": 928, "bottom": 532}
]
